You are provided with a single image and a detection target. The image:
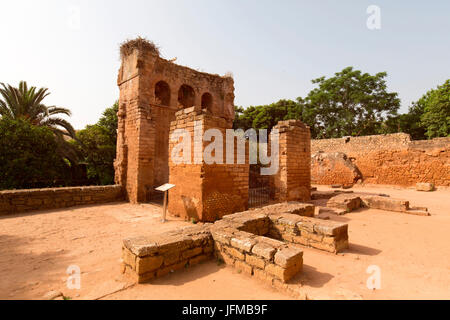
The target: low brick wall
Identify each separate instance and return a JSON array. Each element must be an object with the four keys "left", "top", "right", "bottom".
[
  {"left": 122, "top": 226, "right": 214, "bottom": 283},
  {"left": 0, "top": 185, "right": 124, "bottom": 216},
  {"left": 212, "top": 228, "right": 304, "bottom": 283},
  {"left": 122, "top": 202, "right": 349, "bottom": 293},
  {"left": 325, "top": 192, "right": 430, "bottom": 216},
  {"left": 268, "top": 214, "right": 349, "bottom": 253}
]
